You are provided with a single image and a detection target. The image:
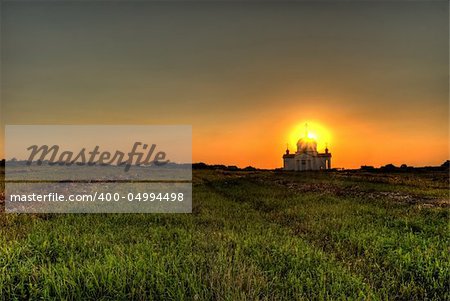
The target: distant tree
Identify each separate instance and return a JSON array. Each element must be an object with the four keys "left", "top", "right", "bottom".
[
  {"left": 212, "top": 165, "right": 227, "bottom": 170},
  {"left": 381, "top": 164, "right": 397, "bottom": 171},
  {"left": 361, "top": 165, "right": 375, "bottom": 171},
  {"left": 192, "top": 163, "right": 250, "bottom": 171},
  {"left": 441, "top": 160, "right": 450, "bottom": 168},
  {"left": 400, "top": 164, "right": 408, "bottom": 169},
  {"left": 192, "top": 162, "right": 210, "bottom": 170},
  {"left": 243, "top": 166, "right": 257, "bottom": 171},
  {"left": 227, "top": 166, "right": 239, "bottom": 171},
  {"left": 0, "top": 159, "right": 4, "bottom": 167}
]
